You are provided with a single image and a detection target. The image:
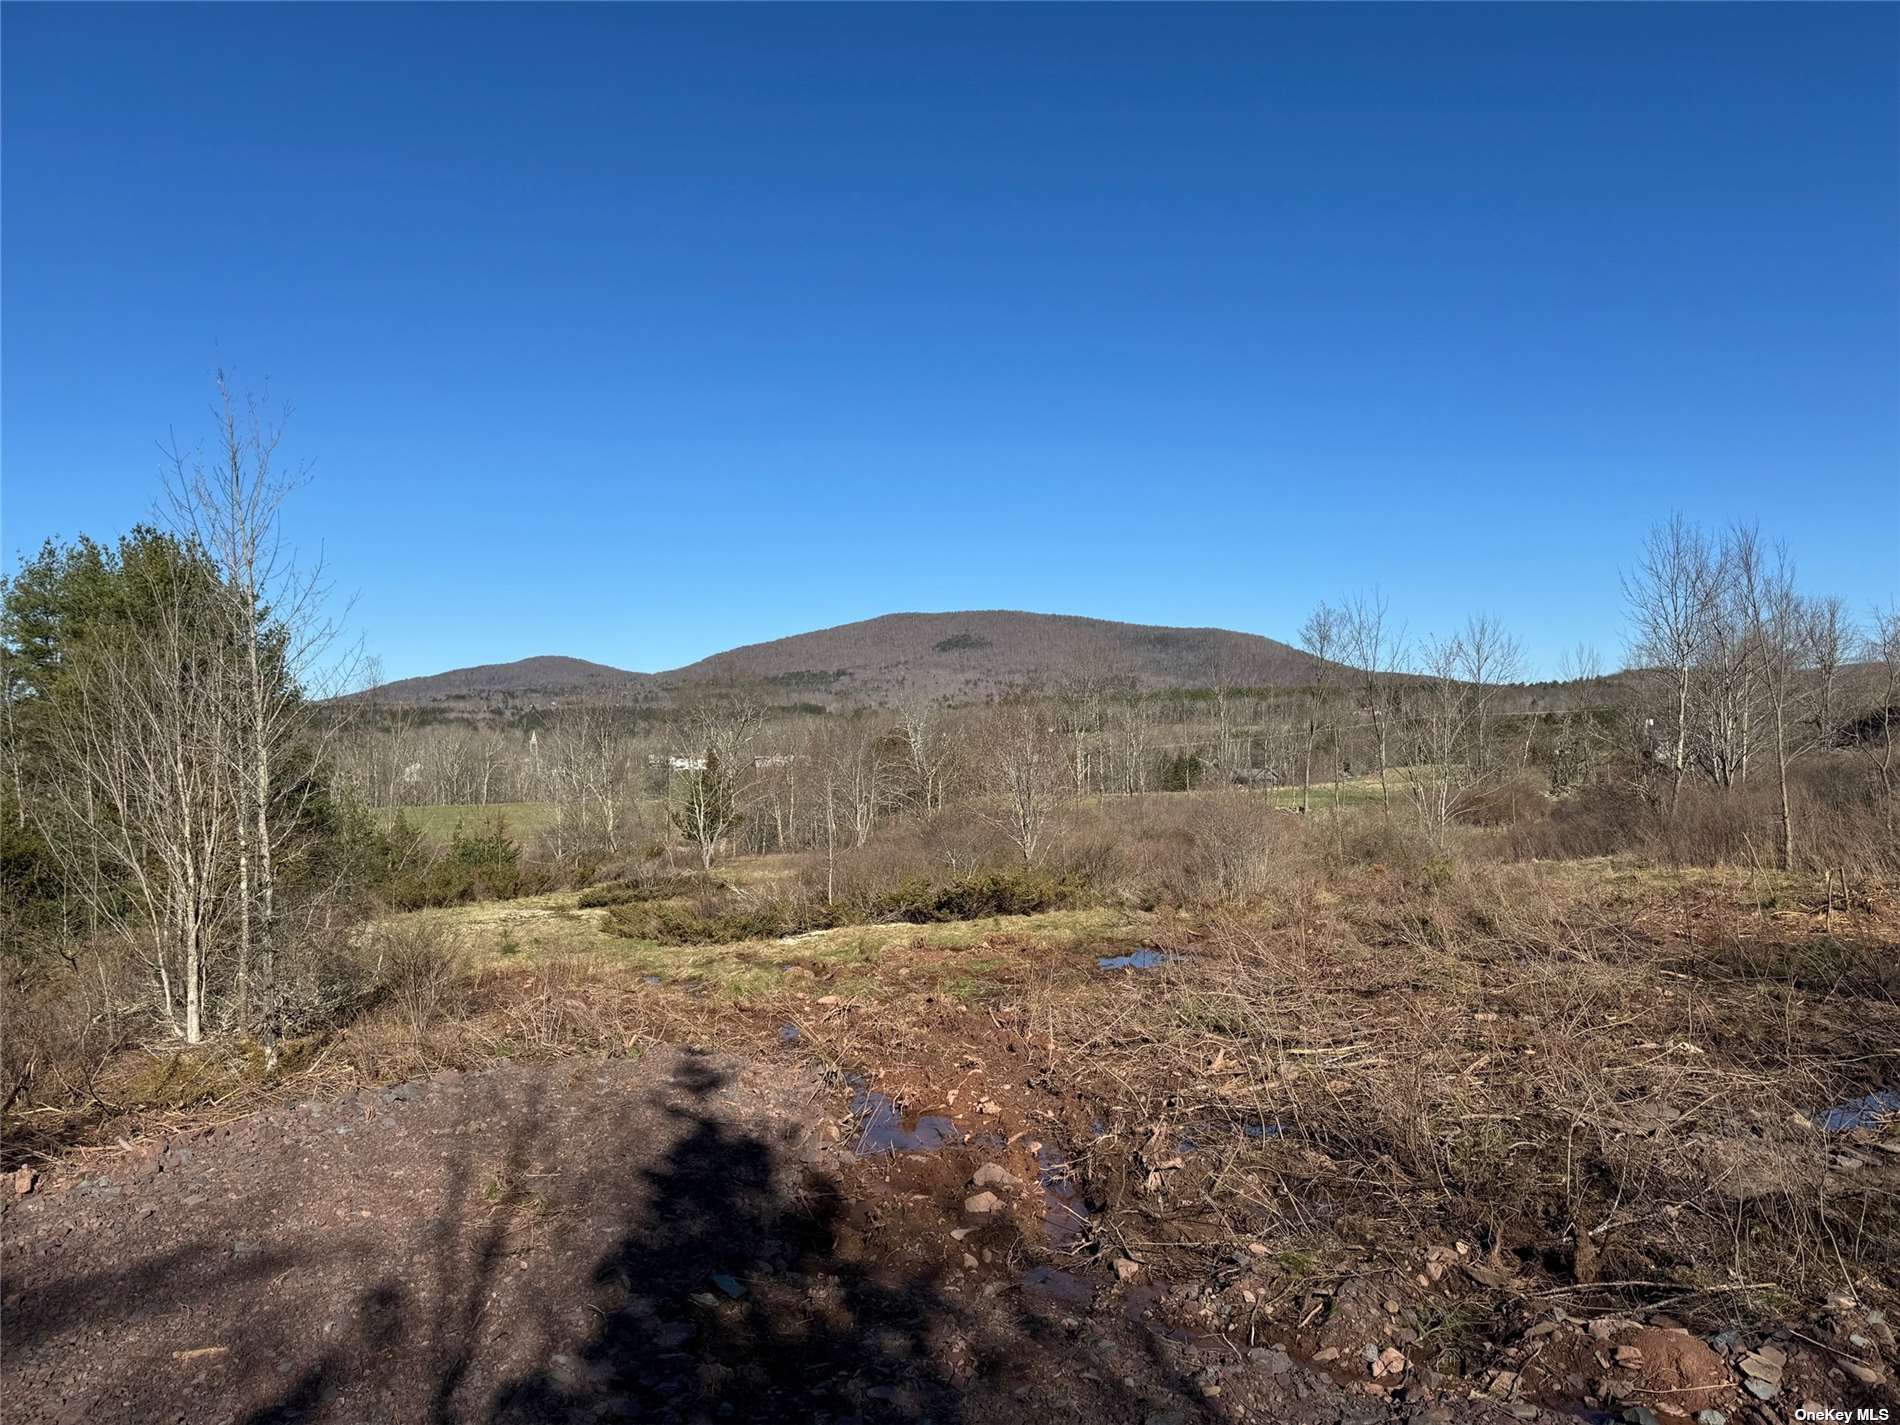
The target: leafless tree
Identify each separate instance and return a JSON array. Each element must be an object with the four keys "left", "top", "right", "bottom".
[
  {"left": 894, "top": 700, "right": 959, "bottom": 816},
  {"left": 1106, "top": 682, "right": 1154, "bottom": 795},
  {"left": 1859, "top": 606, "right": 1899, "bottom": 833},
  {"left": 38, "top": 559, "right": 237, "bottom": 1042},
  {"left": 1407, "top": 633, "right": 1476, "bottom": 842},
  {"left": 1056, "top": 674, "right": 1106, "bottom": 798},
  {"left": 1730, "top": 527, "right": 1813, "bottom": 871},
  {"left": 978, "top": 694, "right": 1063, "bottom": 866},
  {"left": 544, "top": 705, "right": 632, "bottom": 855},
  {"left": 1622, "top": 514, "right": 1721, "bottom": 814},
  {"left": 1804, "top": 595, "right": 1852, "bottom": 754},
  {"left": 1342, "top": 591, "right": 1404, "bottom": 815},
  {"left": 1457, "top": 613, "right": 1523, "bottom": 776},
  {"left": 1297, "top": 602, "right": 1339, "bottom": 814},
  {"left": 164, "top": 375, "right": 350, "bottom": 1060},
  {"left": 669, "top": 698, "right": 763, "bottom": 871}
]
